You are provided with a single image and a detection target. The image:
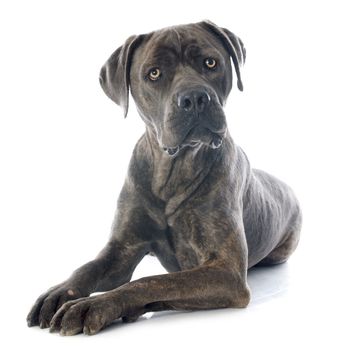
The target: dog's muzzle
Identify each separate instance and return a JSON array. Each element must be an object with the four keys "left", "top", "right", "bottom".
[{"left": 162, "top": 87, "right": 225, "bottom": 157}]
